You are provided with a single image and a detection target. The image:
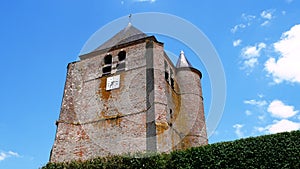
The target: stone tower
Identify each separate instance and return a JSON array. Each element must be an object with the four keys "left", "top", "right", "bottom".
[{"left": 50, "top": 23, "right": 208, "bottom": 163}]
